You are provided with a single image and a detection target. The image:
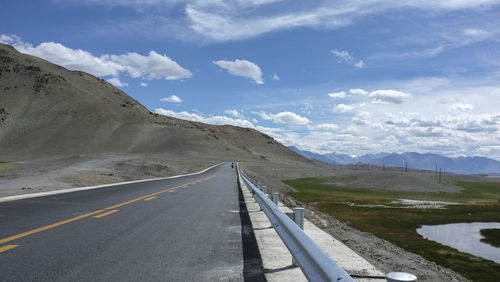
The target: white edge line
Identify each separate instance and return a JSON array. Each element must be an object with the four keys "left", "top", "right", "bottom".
[{"left": 0, "top": 162, "right": 225, "bottom": 203}]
